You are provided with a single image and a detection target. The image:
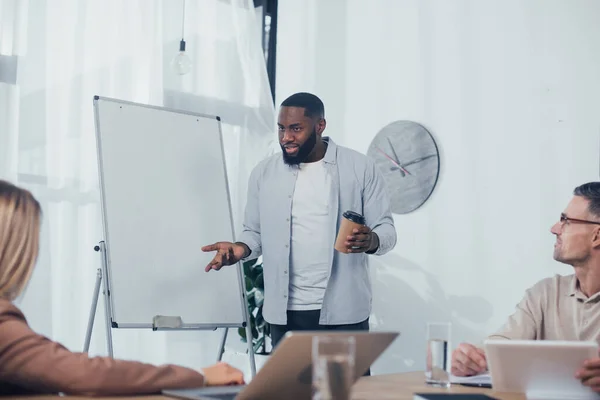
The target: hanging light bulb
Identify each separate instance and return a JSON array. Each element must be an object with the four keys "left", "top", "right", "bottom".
[
  {"left": 171, "top": 39, "right": 192, "bottom": 75},
  {"left": 171, "top": 0, "right": 191, "bottom": 76}
]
